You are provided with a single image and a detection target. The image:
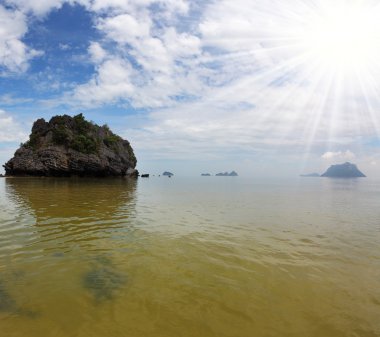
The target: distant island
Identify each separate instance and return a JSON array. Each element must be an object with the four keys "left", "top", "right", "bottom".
[
  {"left": 201, "top": 173, "right": 211, "bottom": 176},
  {"left": 163, "top": 171, "right": 174, "bottom": 177},
  {"left": 300, "top": 173, "right": 320, "bottom": 177},
  {"left": 321, "top": 162, "right": 366, "bottom": 178},
  {"left": 216, "top": 171, "right": 238, "bottom": 176},
  {"left": 3, "top": 114, "right": 138, "bottom": 177}
]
